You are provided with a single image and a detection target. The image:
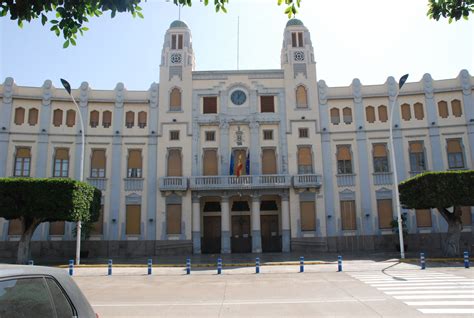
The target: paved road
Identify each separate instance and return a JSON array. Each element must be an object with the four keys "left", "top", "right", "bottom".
[{"left": 72, "top": 260, "right": 473, "bottom": 317}]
